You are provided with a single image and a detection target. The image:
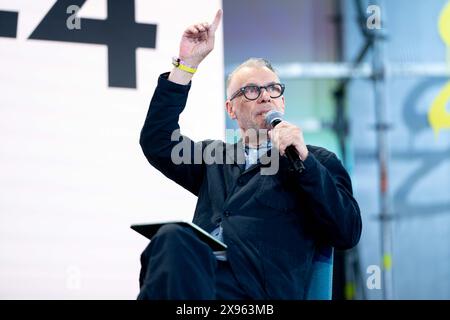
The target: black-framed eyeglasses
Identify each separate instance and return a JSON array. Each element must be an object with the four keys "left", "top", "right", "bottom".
[{"left": 229, "top": 83, "right": 285, "bottom": 101}]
